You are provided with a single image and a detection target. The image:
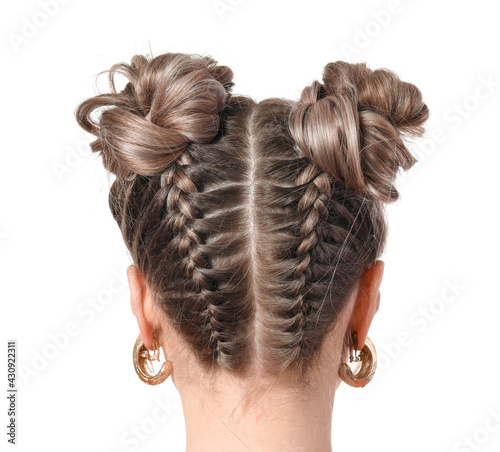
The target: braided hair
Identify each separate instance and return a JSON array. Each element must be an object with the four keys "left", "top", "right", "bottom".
[{"left": 75, "top": 52, "right": 429, "bottom": 381}]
